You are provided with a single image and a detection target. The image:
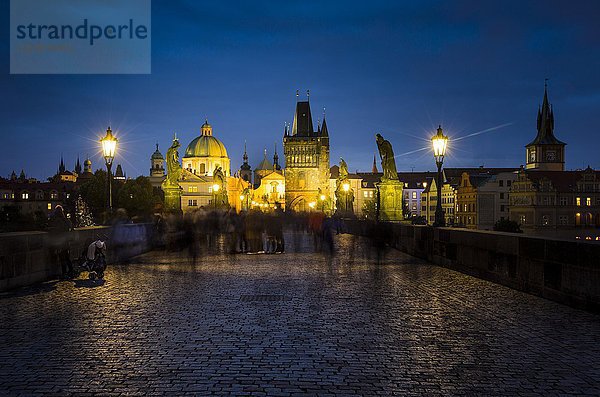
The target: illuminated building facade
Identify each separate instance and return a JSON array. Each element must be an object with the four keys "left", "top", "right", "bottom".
[{"left": 283, "top": 94, "right": 330, "bottom": 212}]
